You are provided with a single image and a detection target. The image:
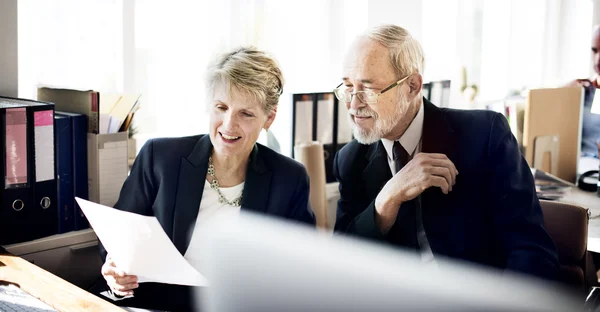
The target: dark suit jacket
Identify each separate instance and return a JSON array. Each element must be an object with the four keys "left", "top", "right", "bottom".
[
  {"left": 97, "top": 134, "right": 314, "bottom": 311},
  {"left": 334, "top": 98, "right": 558, "bottom": 280}
]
